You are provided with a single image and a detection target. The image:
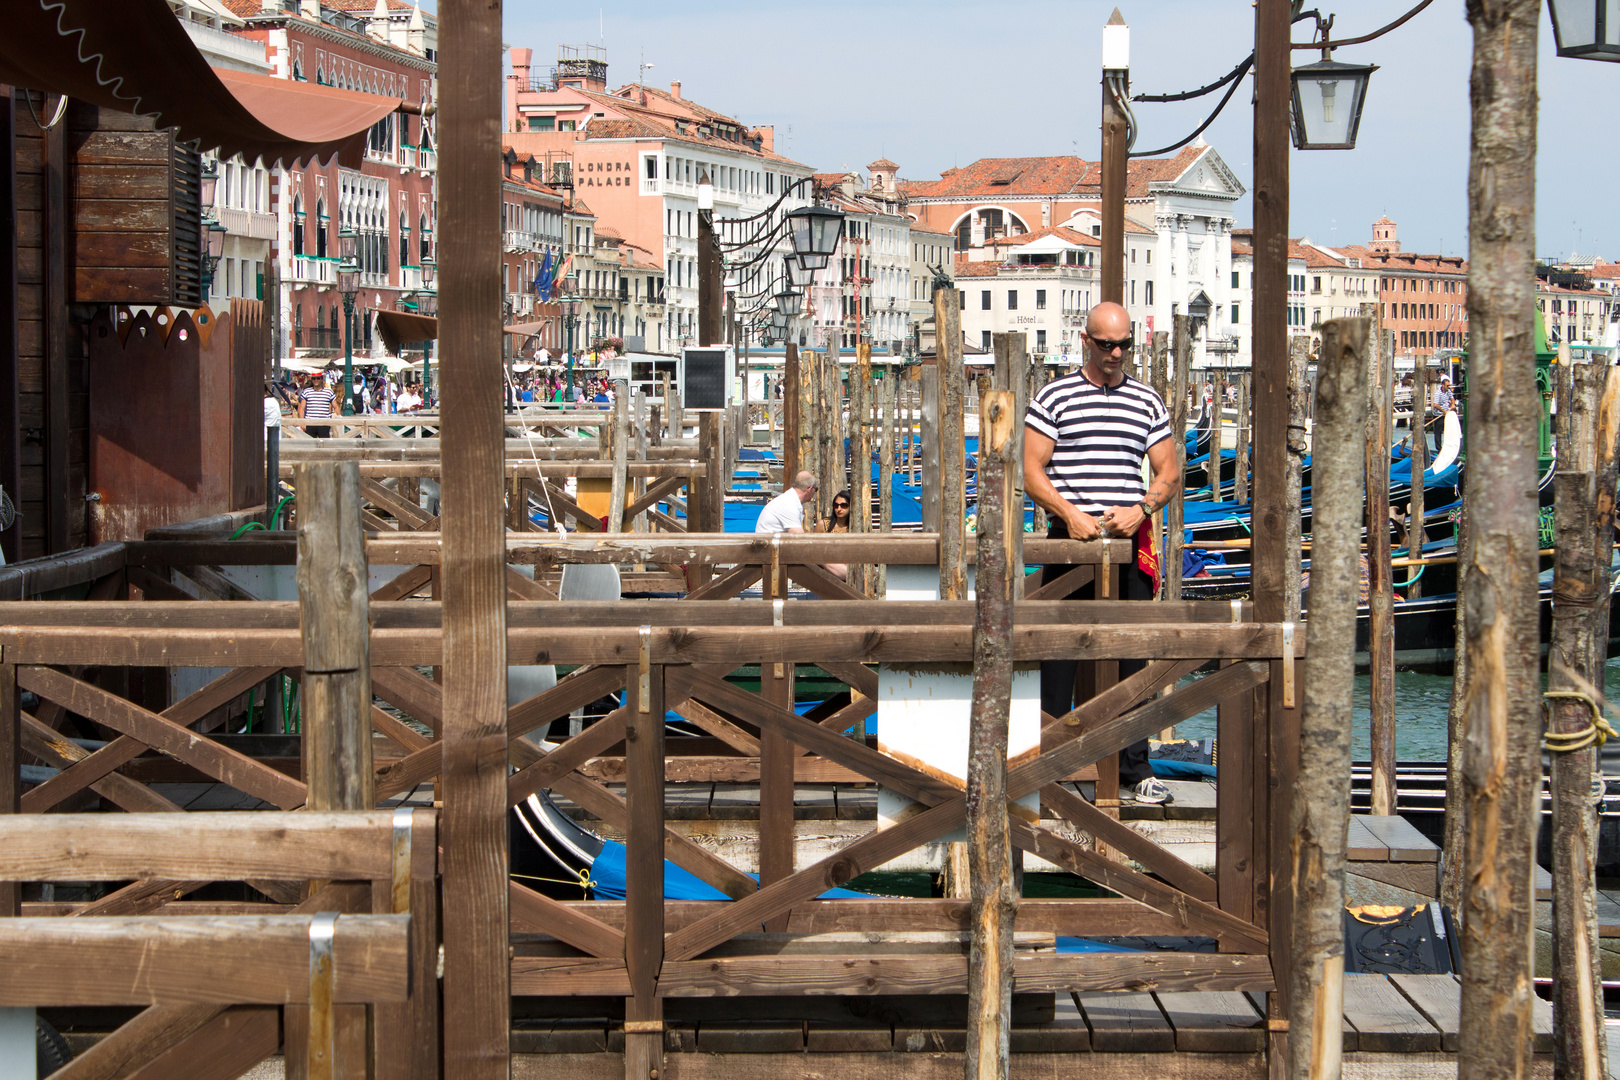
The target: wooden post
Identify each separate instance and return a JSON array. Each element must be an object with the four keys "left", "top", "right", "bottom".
[
  {"left": 438, "top": 0, "right": 511, "bottom": 1070},
  {"left": 993, "top": 333, "right": 1029, "bottom": 598},
  {"left": 1253, "top": 2, "right": 1294, "bottom": 1070},
  {"left": 879, "top": 369, "right": 896, "bottom": 598},
  {"left": 1457, "top": 3, "right": 1542, "bottom": 1076},
  {"left": 760, "top": 548, "right": 795, "bottom": 931},
  {"left": 295, "top": 461, "right": 374, "bottom": 812},
  {"left": 624, "top": 654, "right": 666, "bottom": 1080},
  {"left": 937, "top": 288, "right": 967, "bottom": 600},
  {"left": 0, "top": 662, "right": 16, "bottom": 920},
  {"left": 293, "top": 460, "right": 373, "bottom": 1080},
  {"left": 1209, "top": 369, "right": 1224, "bottom": 500},
  {"left": 797, "top": 350, "right": 816, "bottom": 495},
  {"left": 1166, "top": 315, "right": 1191, "bottom": 601},
  {"left": 1100, "top": 9, "right": 1128, "bottom": 306},
  {"left": 854, "top": 344, "right": 873, "bottom": 593},
  {"left": 920, "top": 363, "right": 940, "bottom": 530},
  {"left": 964, "top": 388, "right": 1019, "bottom": 1080},
  {"left": 1235, "top": 372, "right": 1251, "bottom": 506},
  {"left": 1366, "top": 329, "right": 1396, "bottom": 817},
  {"left": 1548, "top": 359, "right": 1620, "bottom": 1080},
  {"left": 1409, "top": 355, "right": 1428, "bottom": 593},
  {"left": 608, "top": 387, "right": 629, "bottom": 533},
  {"left": 782, "top": 343, "right": 800, "bottom": 479},
  {"left": 1285, "top": 337, "right": 1311, "bottom": 623},
  {"left": 1288, "top": 317, "right": 1368, "bottom": 1080}
]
